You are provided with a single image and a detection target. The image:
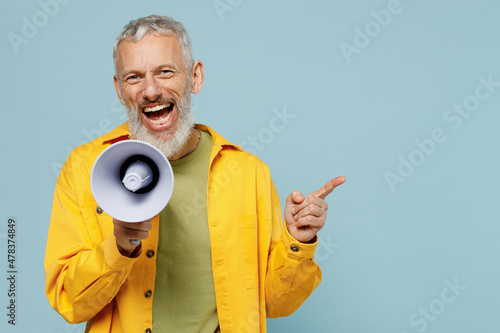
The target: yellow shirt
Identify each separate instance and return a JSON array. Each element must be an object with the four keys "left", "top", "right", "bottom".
[{"left": 44, "top": 123, "right": 322, "bottom": 333}]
